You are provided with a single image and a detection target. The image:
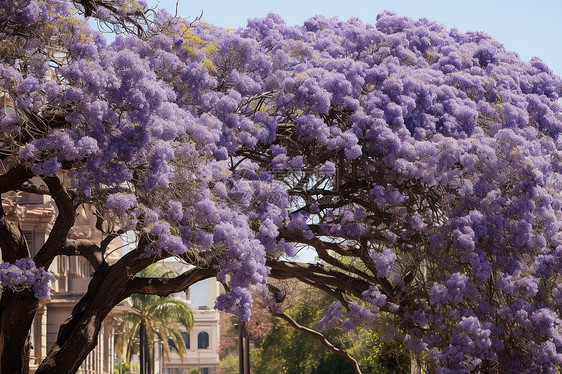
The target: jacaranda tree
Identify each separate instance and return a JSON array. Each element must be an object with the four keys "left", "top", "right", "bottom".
[{"left": 1, "top": 0, "right": 562, "bottom": 373}]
